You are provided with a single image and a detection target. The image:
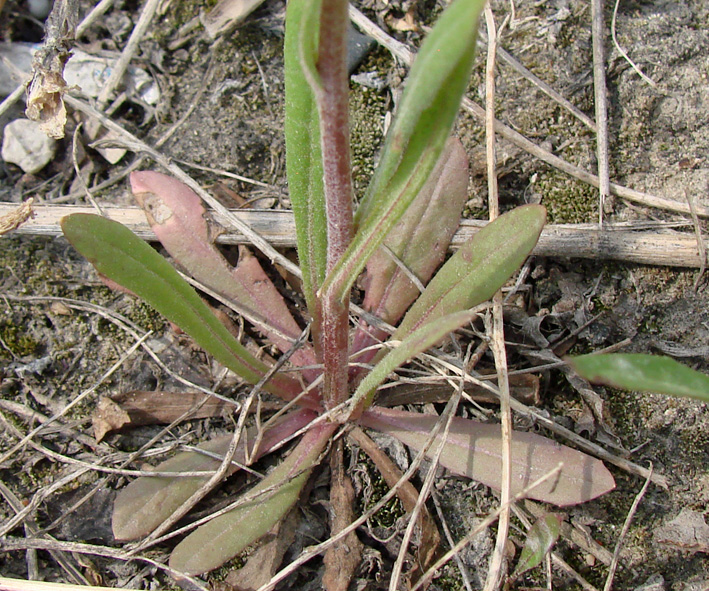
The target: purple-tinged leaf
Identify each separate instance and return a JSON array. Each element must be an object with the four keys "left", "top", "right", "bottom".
[
  {"left": 513, "top": 513, "right": 562, "bottom": 576},
  {"left": 169, "top": 421, "right": 336, "bottom": 575},
  {"left": 571, "top": 353, "right": 709, "bottom": 403},
  {"left": 61, "top": 214, "right": 302, "bottom": 401},
  {"left": 130, "top": 171, "right": 318, "bottom": 379},
  {"left": 395, "top": 205, "right": 546, "bottom": 339},
  {"left": 352, "top": 137, "right": 469, "bottom": 359},
  {"left": 359, "top": 407, "right": 615, "bottom": 506},
  {"left": 112, "top": 409, "right": 317, "bottom": 540}
]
